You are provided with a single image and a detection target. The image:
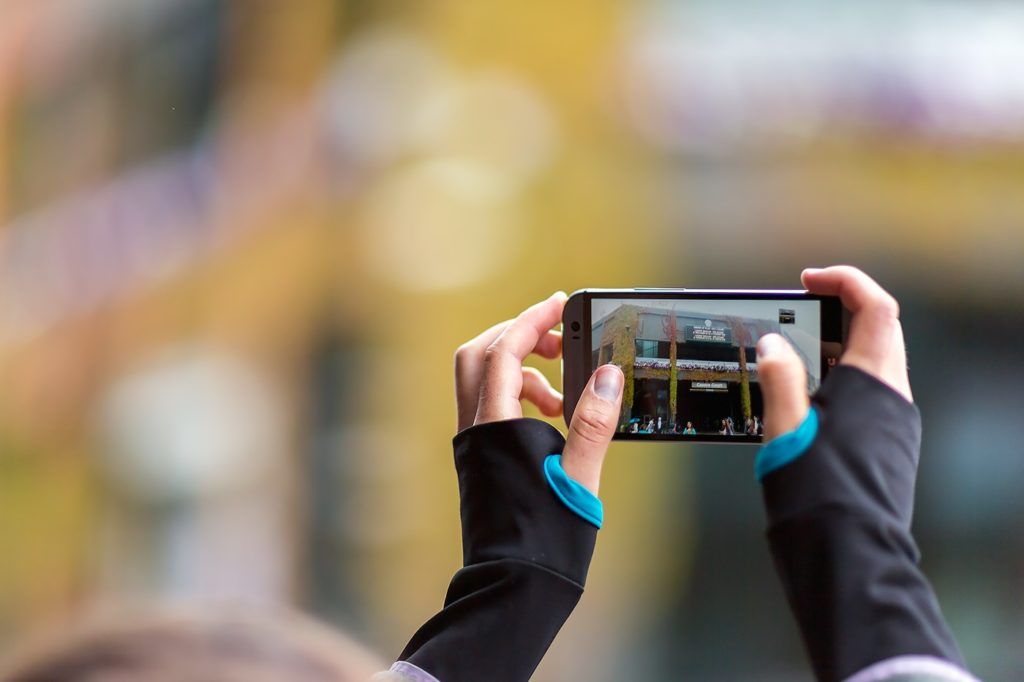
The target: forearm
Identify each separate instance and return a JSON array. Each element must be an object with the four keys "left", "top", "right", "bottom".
[
  {"left": 391, "top": 419, "right": 599, "bottom": 682},
  {"left": 397, "top": 559, "right": 583, "bottom": 680},
  {"left": 767, "top": 509, "right": 966, "bottom": 681}
]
